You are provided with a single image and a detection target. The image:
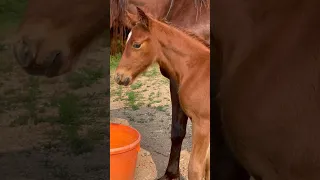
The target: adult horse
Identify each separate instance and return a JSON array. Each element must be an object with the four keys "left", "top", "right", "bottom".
[
  {"left": 12, "top": 0, "right": 249, "bottom": 179},
  {"left": 213, "top": 0, "right": 320, "bottom": 179}
]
